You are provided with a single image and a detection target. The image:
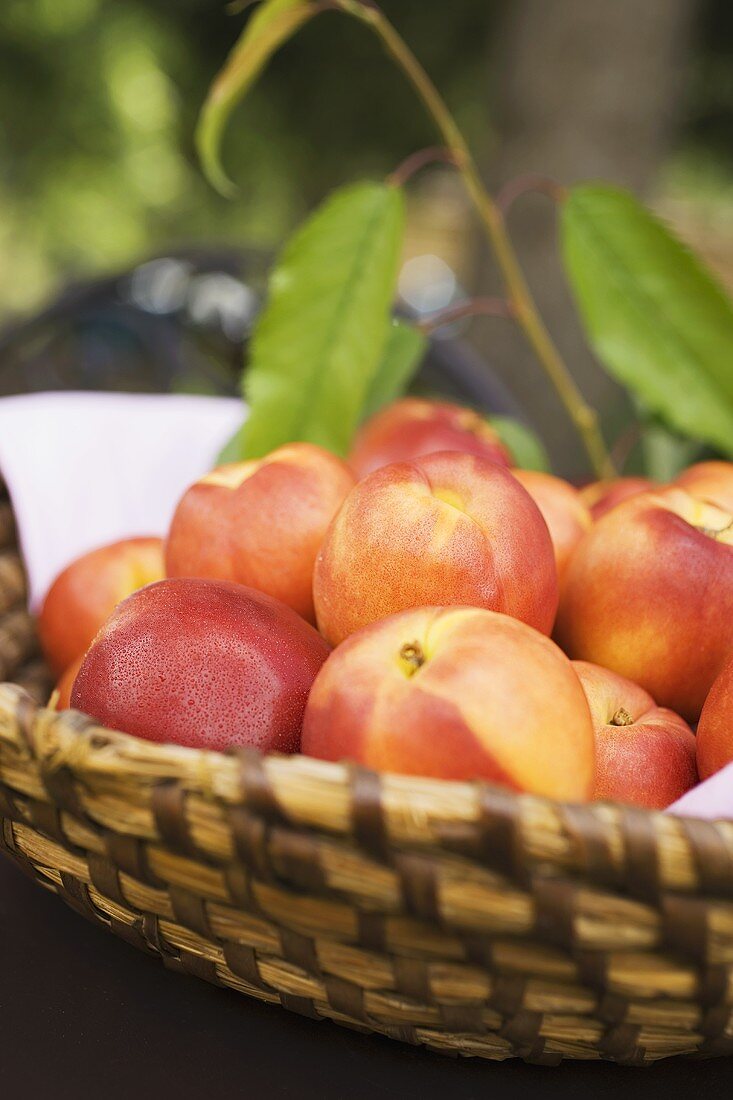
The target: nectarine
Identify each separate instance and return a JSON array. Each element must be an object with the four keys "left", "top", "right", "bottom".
[
  {"left": 674, "top": 461, "right": 733, "bottom": 514},
  {"left": 54, "top": 653, "right": 85, "bottom": 711},
  {"left": 302, "top": 607, "right": 595, "bottom": 798},
  {"left": 349, "top": 398, "right": 510, "bottom": 479},
  {"left": 71, "top": 578, "right": 330, "bottom": 752},
  {"left": 557, "top": 487, "right": 733, "bottom": 721},
  {"left": 696, "top": 654, "right": 733, "bottom": 779},
  {"left": 572, "top": 660, "right": 697, "bottom": 808},
  {"left": 314, "top": 451, "right": 558, "bottom": 647},
  {"left": 39, "top": 537, "right": 164, "bottom": 675},
  {"left": 166, "top": 442, "right": 353, "bottom": 623},
  {"left": 512, "top": 470, "right": 591, "bottom": 583},
  {"left": 580, "top": 477, "right": 654, "bottom": 521}
]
